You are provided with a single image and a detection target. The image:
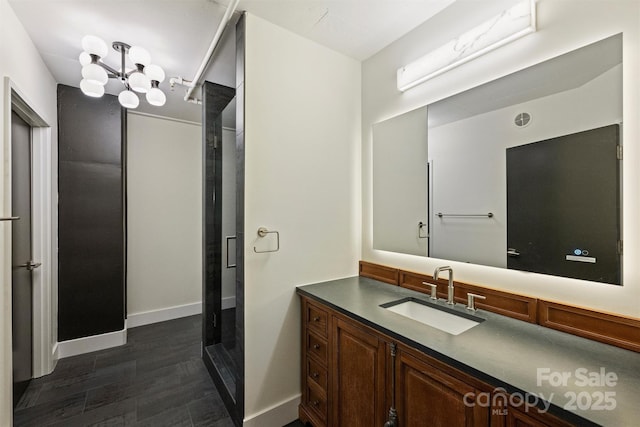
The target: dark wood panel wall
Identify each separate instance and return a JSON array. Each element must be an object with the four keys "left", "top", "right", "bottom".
[{"left": 57, "top": 84, "right": 126, "bottom": 341}]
